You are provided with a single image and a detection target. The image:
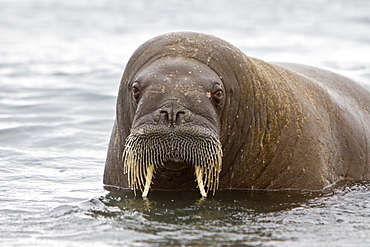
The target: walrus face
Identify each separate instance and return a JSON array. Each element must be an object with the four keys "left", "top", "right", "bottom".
[{"left": 122, "top": 56, "right": 224, "bottom": 197}]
